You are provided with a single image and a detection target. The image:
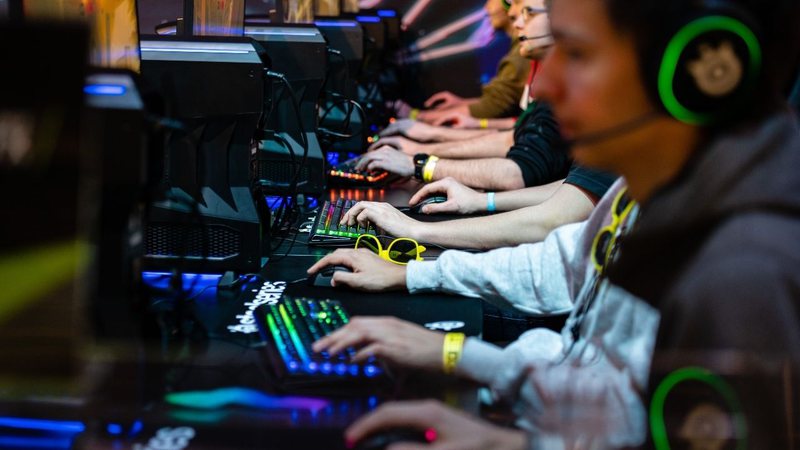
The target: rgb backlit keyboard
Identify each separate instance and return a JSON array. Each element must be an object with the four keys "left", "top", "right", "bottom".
[
  {"left": 328, "top": 155, "right": 390, "bottom": 185},
  {"left": 255, "top": 296, "right": 384, "bottom": 386},
  {"left": 308, "top": 198, "right": 380, "bottom": 246}
]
